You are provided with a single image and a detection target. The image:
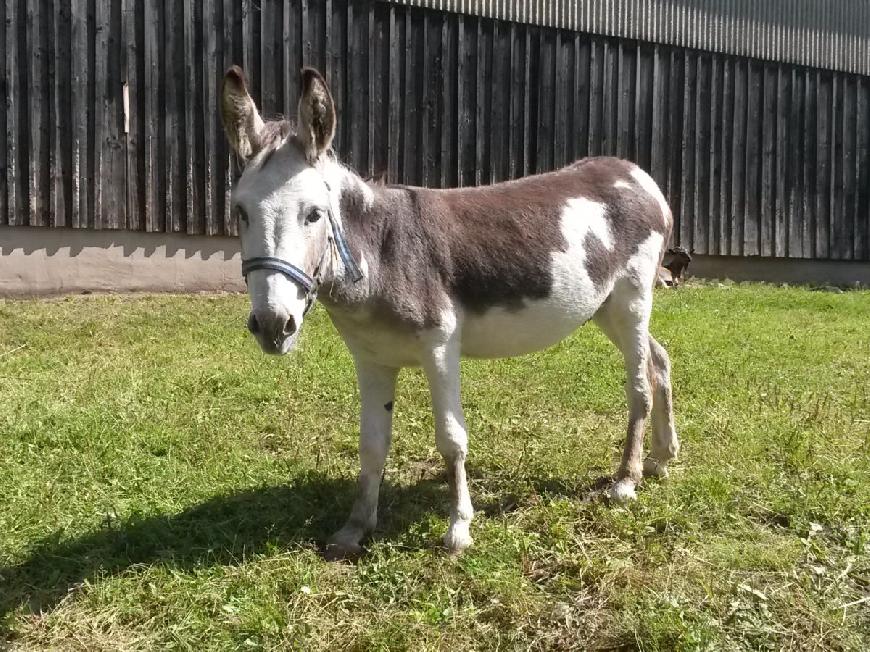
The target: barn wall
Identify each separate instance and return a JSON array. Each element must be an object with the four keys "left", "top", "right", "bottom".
[{"left": 1, "top": 0, "right": 869, "bottom": 262}]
